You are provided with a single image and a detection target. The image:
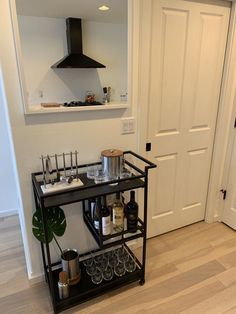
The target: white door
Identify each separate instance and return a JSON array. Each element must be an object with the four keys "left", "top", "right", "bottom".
[
  {"left": 222, "top": 131, "right": 236, "bottom": 229},
  {"left": 140, "top": 0, "right": 231, "bottom": 237}
]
